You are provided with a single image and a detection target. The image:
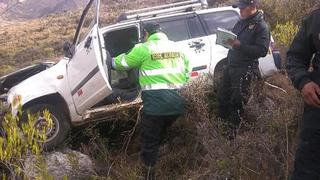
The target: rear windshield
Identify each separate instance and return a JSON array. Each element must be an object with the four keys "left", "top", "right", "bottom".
[{"left": 200, "top": 10, "right": 239, "bottom": 34}]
